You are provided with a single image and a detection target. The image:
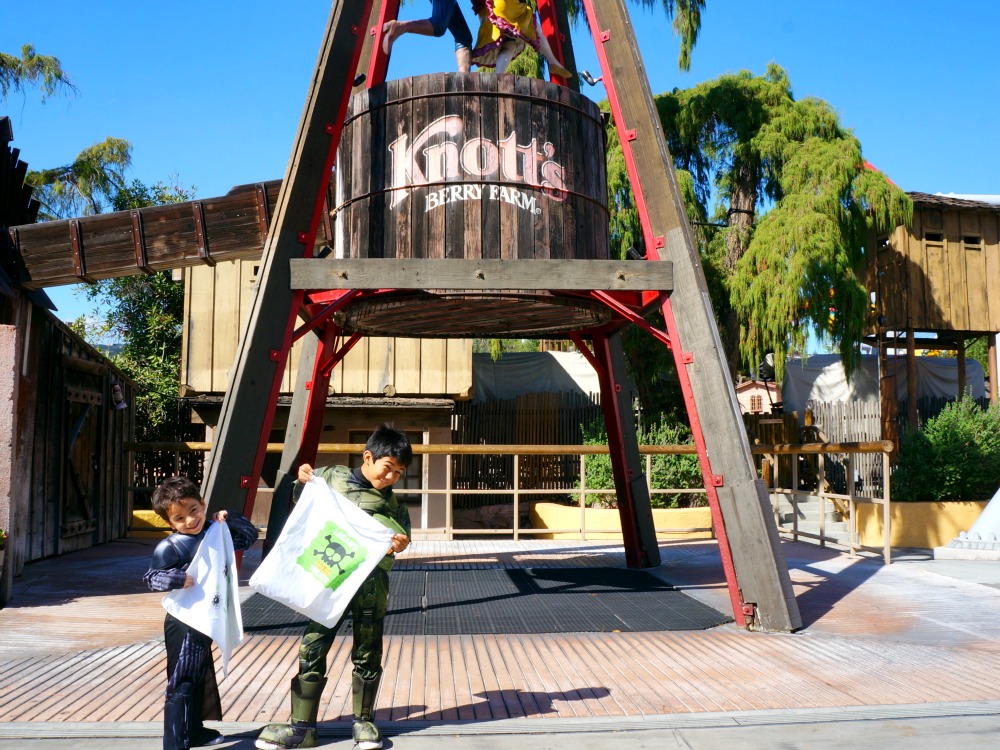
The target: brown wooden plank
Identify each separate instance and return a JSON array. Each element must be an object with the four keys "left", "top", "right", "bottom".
[
  {"left": 963, "top": 211, "right": 990, "bottom": 331},
  {"left": 906, "top": 210, "right": 925, "bottom": 328},
  {"left": 459, "top": 634, "right": 492, "bottom": 720},
  {"left": 944, "top": 209, "right": 967, "bottom": 329},
  {"left": 290, "top": 257, "right": 671, "bottom": 290},
  {"left": 983, "top": 213, "right": 1000, "bottom": 330},
  {"left": 388, "top": 635, "right": 415, "bottom": 722}
]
